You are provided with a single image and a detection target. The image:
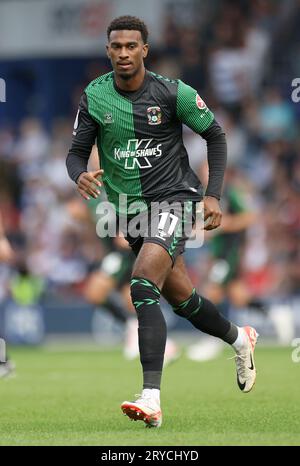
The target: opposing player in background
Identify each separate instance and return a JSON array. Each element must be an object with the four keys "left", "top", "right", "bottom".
[
  {"left": 0, "top": 212, "right": 14, "bottom": 264},
  {"left": 67, "top": 16, "right": 258, "bottom": 428},
  {"left": 188, "top": 168, "right": 258, "bottom": 360}
]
